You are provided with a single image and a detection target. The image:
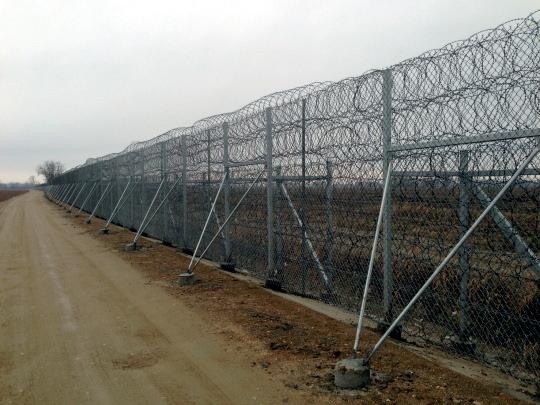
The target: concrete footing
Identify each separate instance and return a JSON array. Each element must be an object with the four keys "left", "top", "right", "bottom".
[
  {"left": 99, "top": 228, "right": 109, "bottom": 234},
  {"left": 334, "top": 358, "right": 371, "bottom": 389},
  {"left": 177, "top": 272, "right": 197, "bottom": 286},
  {"left": 124, "top": 242, "right": 137, "bottom": 251}
]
